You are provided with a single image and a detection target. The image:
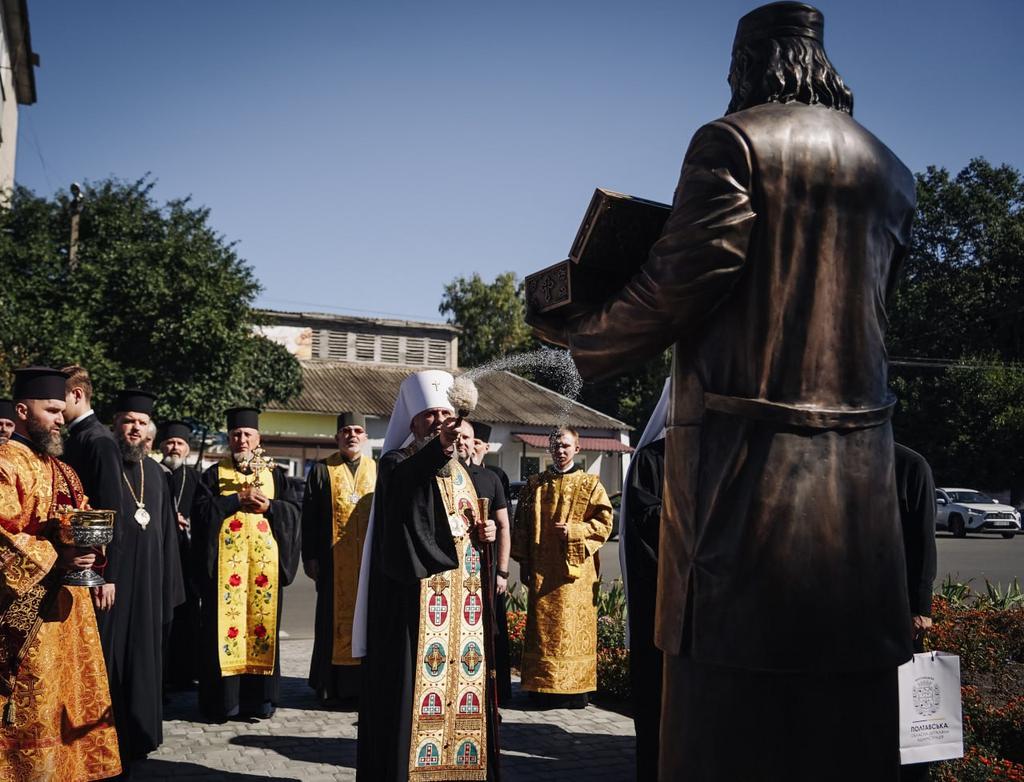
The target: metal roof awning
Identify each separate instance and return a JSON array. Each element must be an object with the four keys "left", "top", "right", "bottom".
[{"left": 512, "top": 433, "right": 633, "bottom": 453}]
